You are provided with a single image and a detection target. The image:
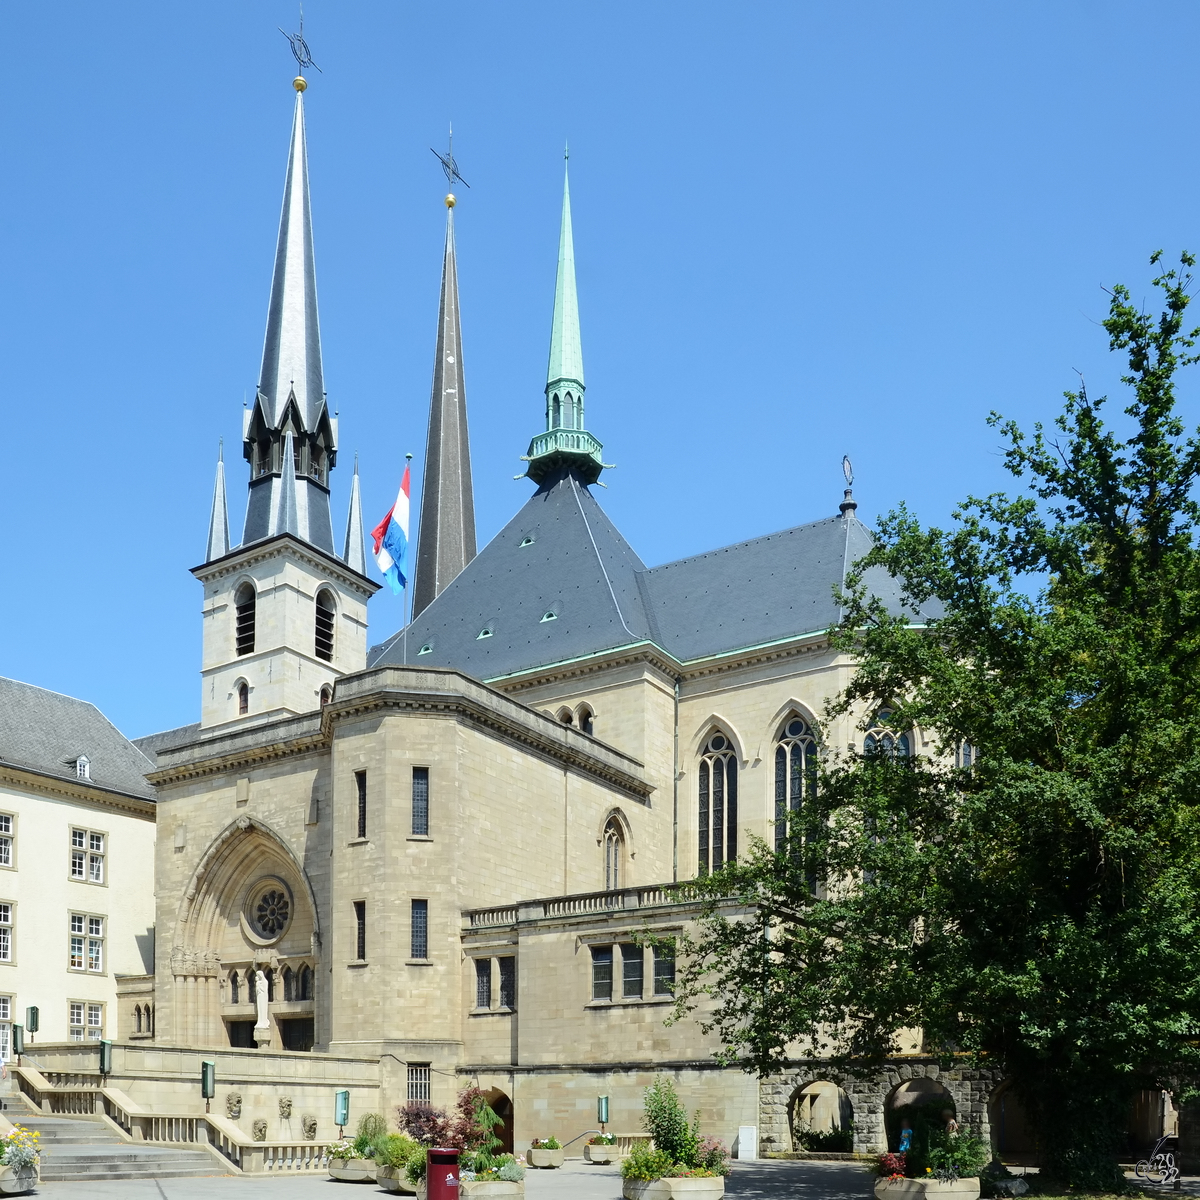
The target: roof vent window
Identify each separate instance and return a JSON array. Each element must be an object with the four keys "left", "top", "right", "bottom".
[
  {"left": 477, "top": 627, "right": 494, "bottom": 640},
  {"left": 541, "top": 611, "right": 558, "bottom": 622},
  {"left": 520, "top": 536, "right": 535, "bottom": 547},
  {"left": 418, "top": 643, "right": 433, "bottom": 655},
  {"left": 75, "top": 755, "right": 91, "bottom": 781}
]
